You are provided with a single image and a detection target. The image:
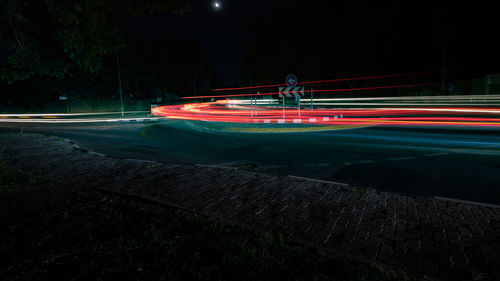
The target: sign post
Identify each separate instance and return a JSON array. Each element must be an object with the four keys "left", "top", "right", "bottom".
[
  {"left": 283, "top": 74, "right": 298, "bottom": 121},
  {"left": 59, "top": 95, "right": 70, "bottom": 114},
  {"left": 279, "top": 85, "right": 305, "bottom": 121},
  {"left": 486, "top": 75, "right": 493, "bottom": 95},
  {"left": 296, "top": 95, "right": 301, "bottom": 117},
  {"left": 117, "top": 53, "right": 124, "bottom": 117},
  {"left": 283, "top": 95, "right": 285, "bottom": 119},
  {"left": 311, "top": 87, "right": 314, "bottom": 111}
]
